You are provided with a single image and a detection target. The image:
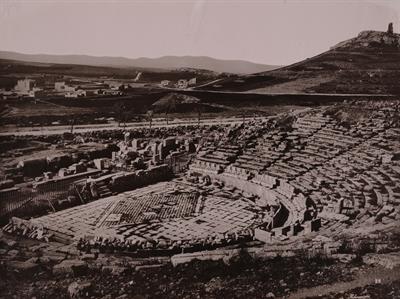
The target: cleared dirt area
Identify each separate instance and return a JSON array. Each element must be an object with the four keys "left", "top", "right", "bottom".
[
  {"left": 285, "top": 265, "right": 400, "bottom": 299},
  {"left": 5, "top": 100, "right": 92, "bottom": 117},
  {"left": 250, "top": 74, "right": 334, "bottom": 94}
]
